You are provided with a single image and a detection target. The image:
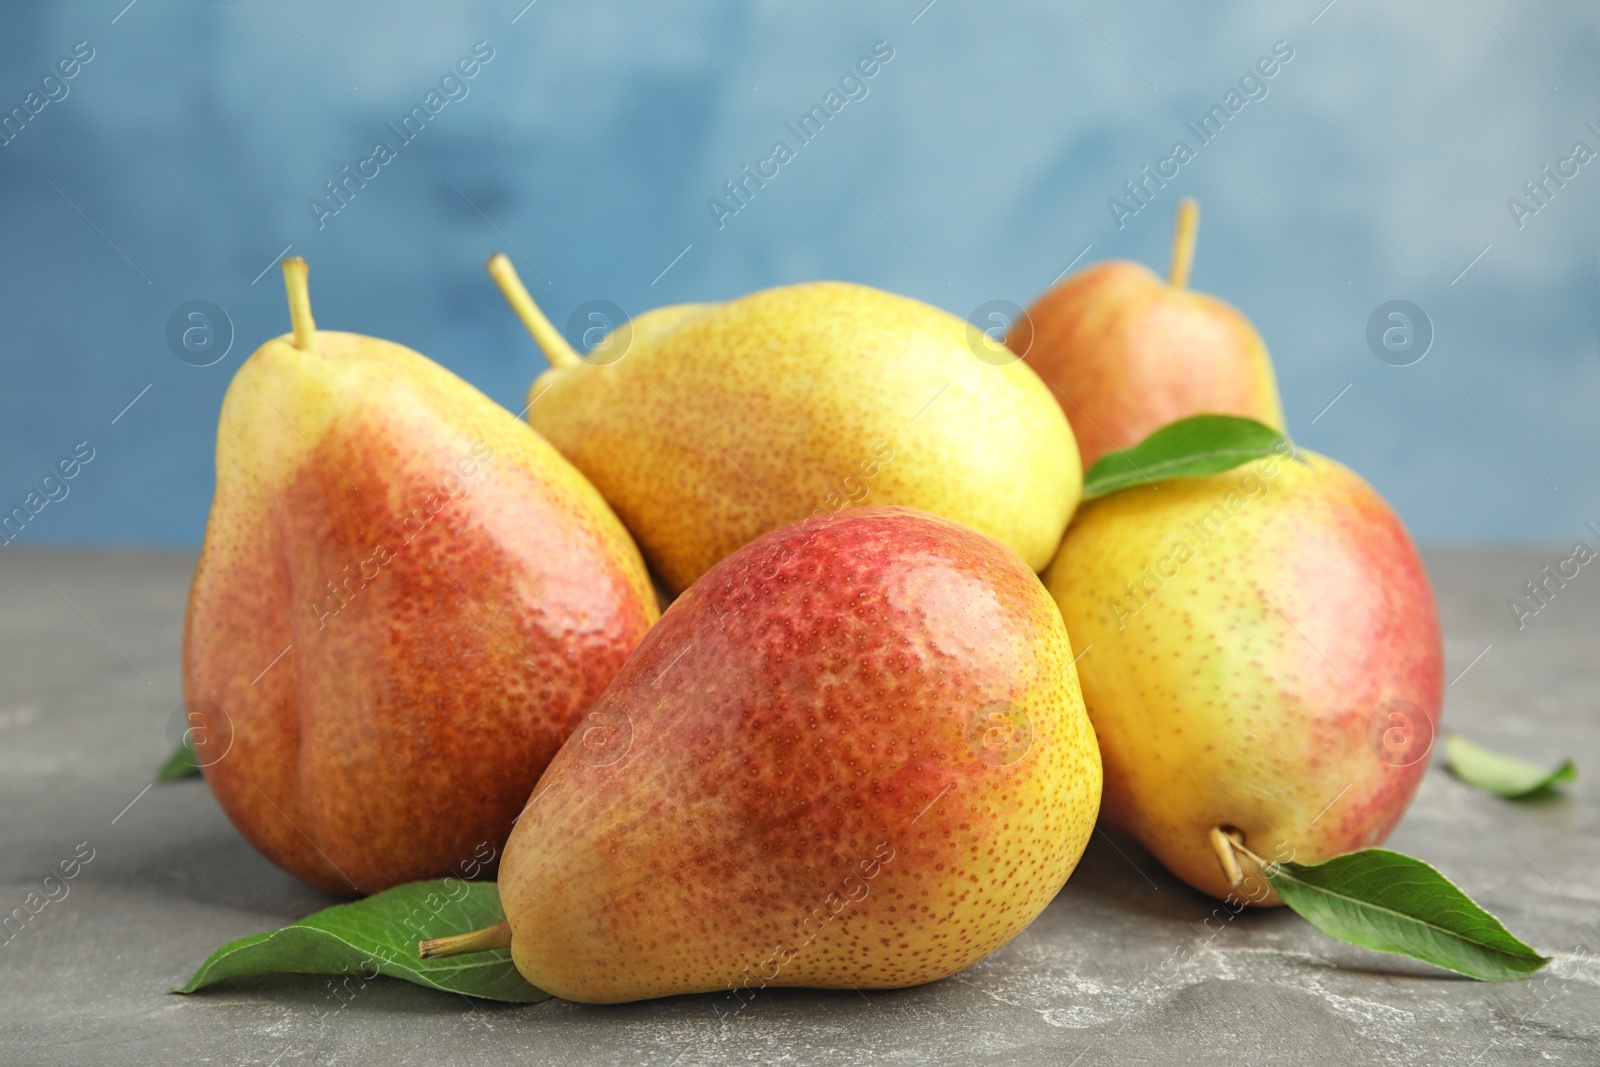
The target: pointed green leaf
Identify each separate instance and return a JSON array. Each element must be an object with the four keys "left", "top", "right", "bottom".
[
  {"left": 155, "top": 735, "right": 201, "bottom": 783},
  {"left": 1444, "top": 733, "right": 1576, "bottom": 799},
  {"left": 1264, "top": 849, "right": 1549, "bottom": 981},
  {"left": 1082, "top": 414, "right": 1292, "bottom": 500},
  {"left": 176, "top": 879, "right": 548, "bottom": 1003}
]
